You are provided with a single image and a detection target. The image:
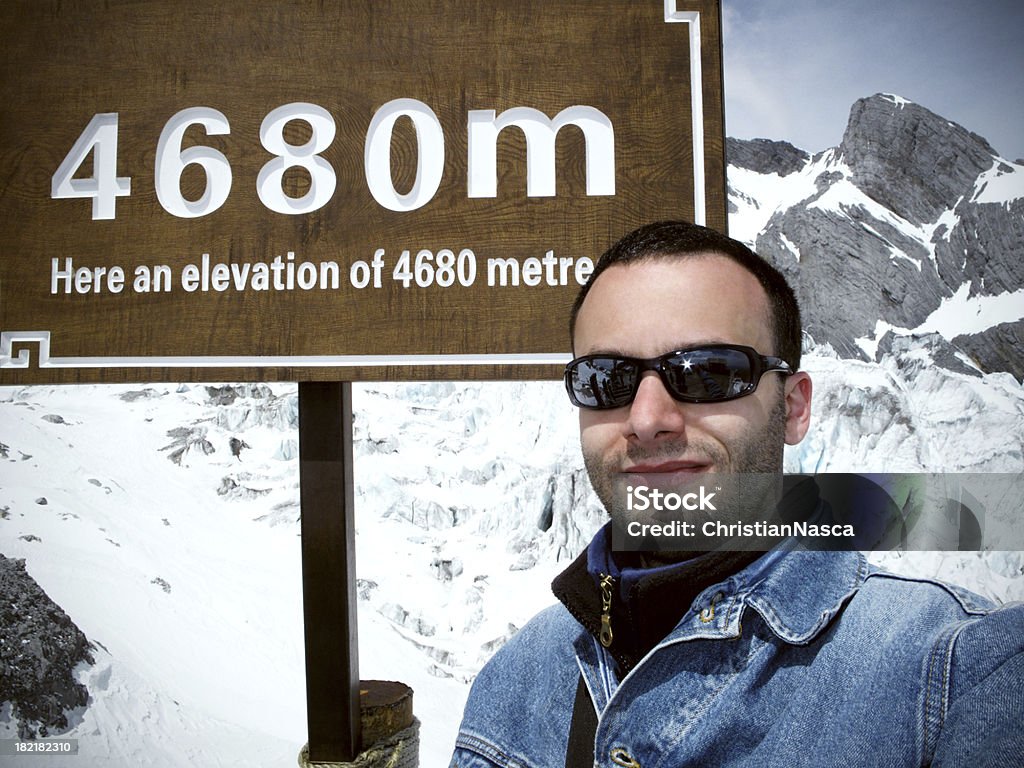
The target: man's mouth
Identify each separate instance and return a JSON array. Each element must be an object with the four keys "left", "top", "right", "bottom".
[
  {"left": 621, "top": 460, "right": 713, "bottom": 485},
  {"left": 624, "top": 460, "right": 711, "bottom": 474}
]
